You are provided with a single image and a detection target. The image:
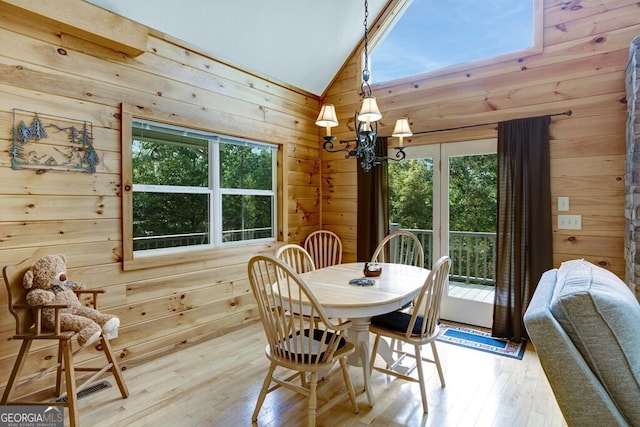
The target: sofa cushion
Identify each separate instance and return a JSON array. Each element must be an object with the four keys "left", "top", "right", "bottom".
[{"left": 550, "top": 259, "right": 640, "bottom": 424}]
